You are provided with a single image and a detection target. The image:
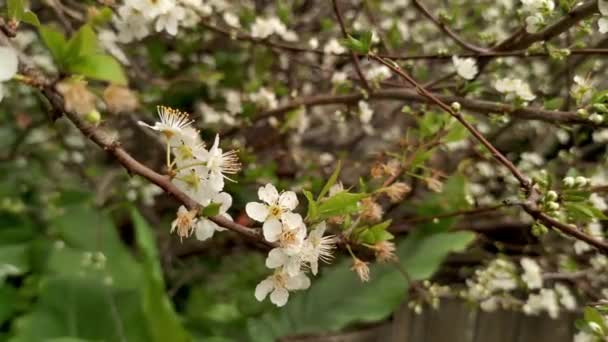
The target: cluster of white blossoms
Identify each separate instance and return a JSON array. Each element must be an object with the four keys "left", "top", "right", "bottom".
[
  {"left": 250, "top": 16, "right": 298, "bottom": 42},
  {"left": 113, "top": 0, "right": 219, "bottom": 42},
  {"left": 139, "top": 106, "right": 241, "bottom": 242},
  {"left": 464, "top": 257, "right": 576, "bottom": 318},
  {"left": 494, "top": 77, "right": 536, "bottom": 102},
  {"left": 599, "top": 0, "right": 608, "bottom": 34},
  {"left": 452, "top": 56, "right": 478, "bottom": 80},
  {"left": 520, "top": 0, "right": 555, "bottom": 33},
  {"left": 246, "top": 184, "right": 338, "bottom": 307},
  {"left": 0, "top": 46, "right": 18, "bottom": 103}
]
